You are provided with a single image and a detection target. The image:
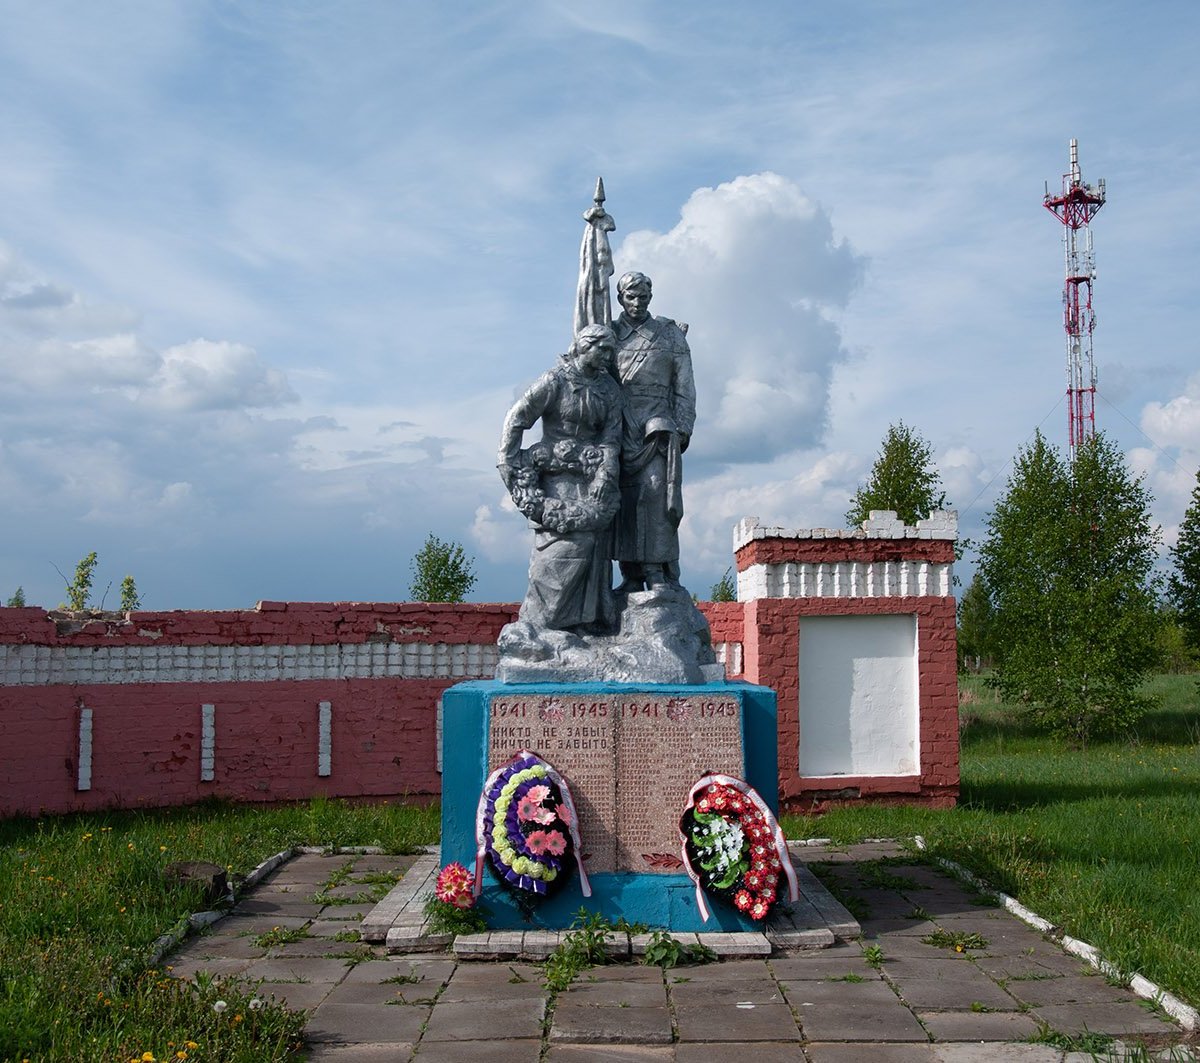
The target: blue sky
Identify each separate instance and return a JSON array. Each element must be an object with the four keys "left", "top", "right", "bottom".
[{"left": 2, "top": 1, "right": 1198, "bottom": 609}]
